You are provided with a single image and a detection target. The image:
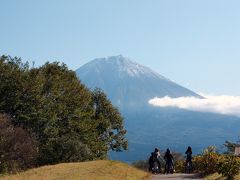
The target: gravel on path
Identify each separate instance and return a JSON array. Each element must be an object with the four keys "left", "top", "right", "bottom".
[{"left": 151, "top": 173, "right": 203, "bottom": 180}]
